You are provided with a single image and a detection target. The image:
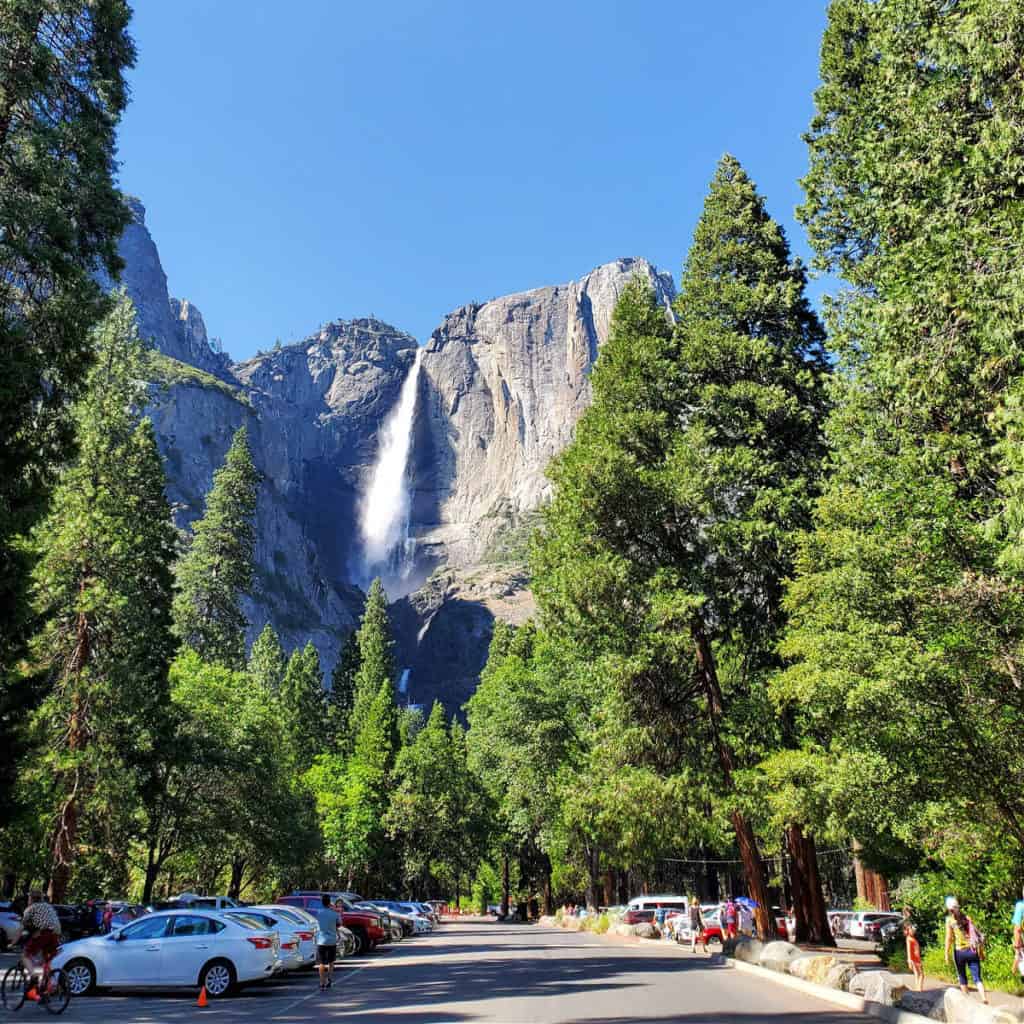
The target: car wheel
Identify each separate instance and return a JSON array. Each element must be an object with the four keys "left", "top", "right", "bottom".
[
  {"left": 351, "top": 928, "right": 367, "bottom": 955},
  {"left": 199, "top": 960, "right": 236, "bottom": 998},
  {"left": 63, "top": 959, "right": 97, "bottom": 996}
]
